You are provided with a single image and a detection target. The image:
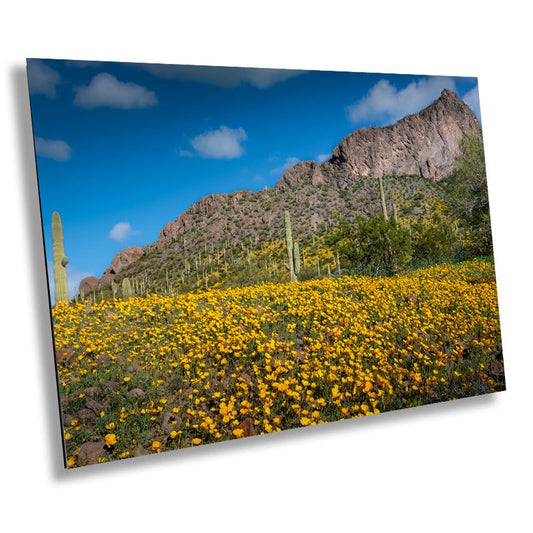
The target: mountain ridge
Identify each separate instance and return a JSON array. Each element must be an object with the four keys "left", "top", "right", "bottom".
[{"left": 81, "top": 89, "right": 481, "bottom": 293}]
